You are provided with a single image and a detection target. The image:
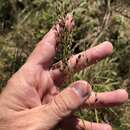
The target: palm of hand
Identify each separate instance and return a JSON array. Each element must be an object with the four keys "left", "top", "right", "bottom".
[{"left": 3, "top": 64, "right": 55, "bottom": 109}]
